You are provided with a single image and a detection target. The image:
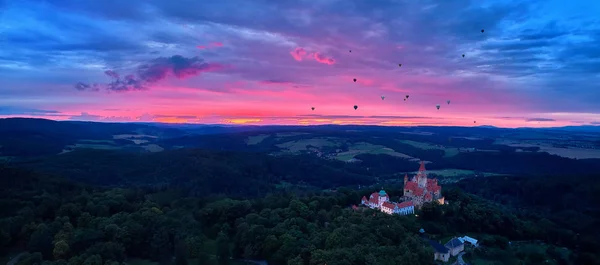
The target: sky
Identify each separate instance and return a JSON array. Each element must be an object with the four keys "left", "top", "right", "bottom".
[{"left": 1, "top": 0, "right": 599, "bottom": 127}]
